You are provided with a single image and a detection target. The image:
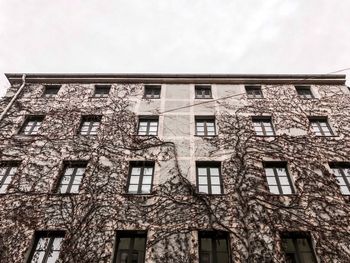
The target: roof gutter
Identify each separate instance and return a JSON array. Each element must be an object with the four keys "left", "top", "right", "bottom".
[{"left": 4, "top": 73, "right": 346, "bottom": 85}]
